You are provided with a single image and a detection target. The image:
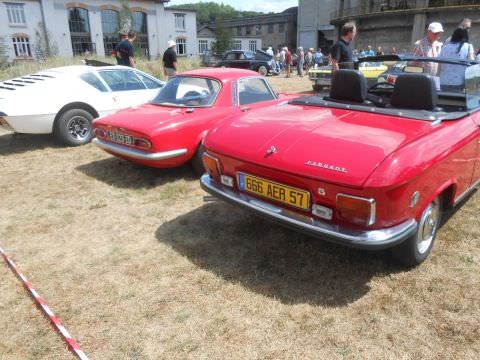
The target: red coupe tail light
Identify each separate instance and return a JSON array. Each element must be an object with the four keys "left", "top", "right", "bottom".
[
  {"left": 202, "top": 153, "right": 221, "bottom": 178},
  {"left": 134, "top": 138, "right": 152, "bottom": 150},
  {"left": 94, "top": 128, "right": 106, "bottom": 137},
  {"left": 336, "top": 194, "right": 376, "bottom": 226}
]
